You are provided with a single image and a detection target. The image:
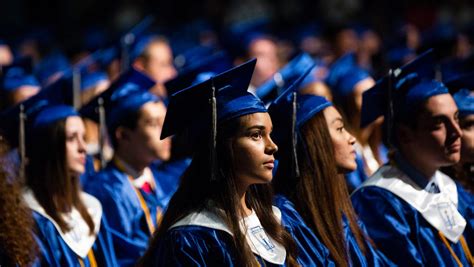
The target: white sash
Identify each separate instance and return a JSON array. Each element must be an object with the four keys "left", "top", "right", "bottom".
[
  {"left": 171, "top": 206, "right": 286, "bottom": 264},
  {"left": 23, "top": 190, "right": 102, "bottom": 258},
  {"left": 357, "top": 165, "right": 466, "bottom": 243}
]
